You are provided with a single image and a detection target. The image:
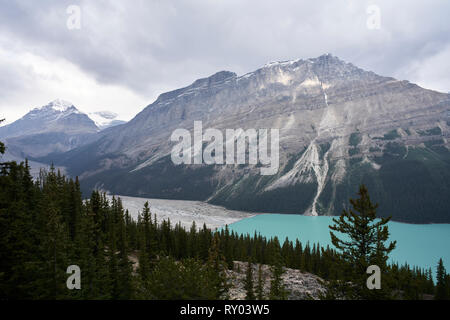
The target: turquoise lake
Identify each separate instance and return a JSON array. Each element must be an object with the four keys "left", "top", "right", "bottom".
[{"left": 227, "top": 214, "right": 450, "bottom": 278}]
